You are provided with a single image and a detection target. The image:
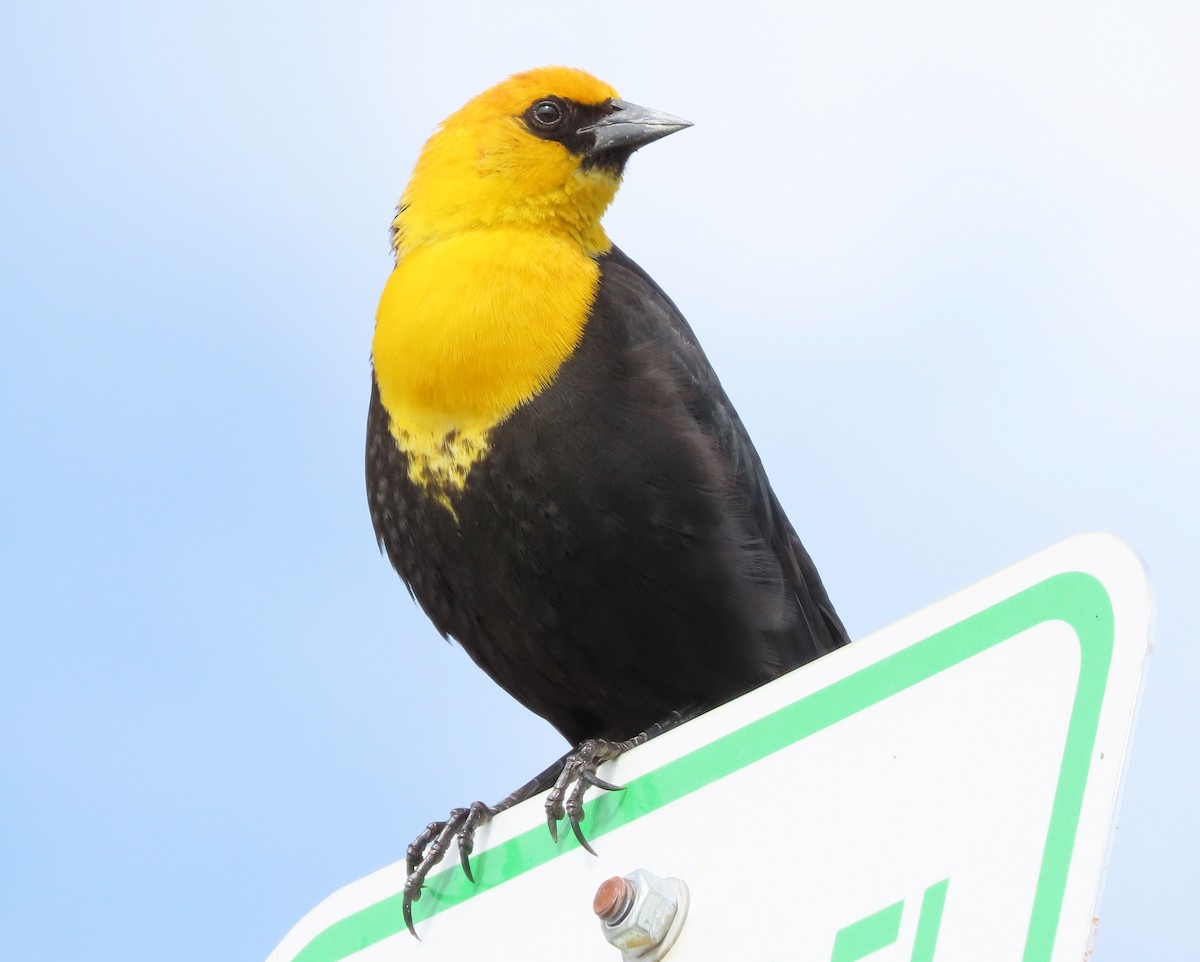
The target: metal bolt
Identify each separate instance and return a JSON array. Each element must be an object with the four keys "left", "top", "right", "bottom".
[
  {"left": 594, "top": 876, "right": 635, "bottom": 923},
  {"left": 593, "top": 868, "right": 690, "bottom": 962}
]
